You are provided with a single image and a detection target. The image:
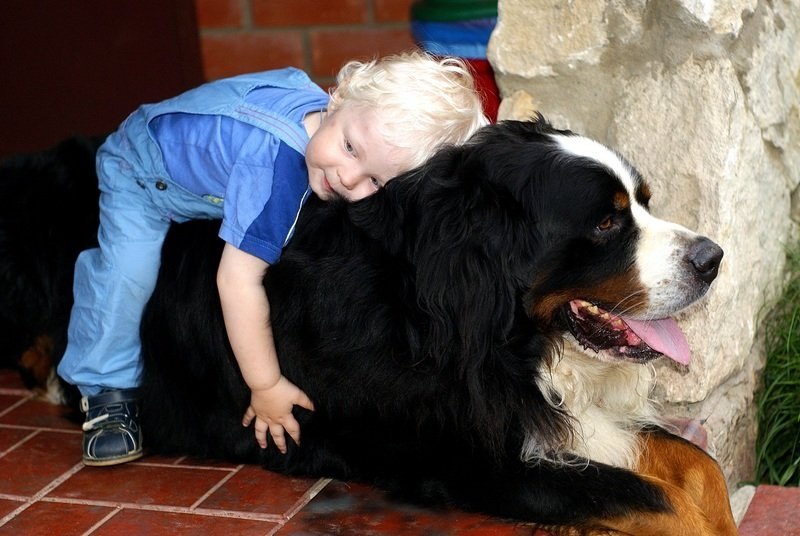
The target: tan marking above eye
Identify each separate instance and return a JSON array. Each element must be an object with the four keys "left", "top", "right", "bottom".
[
  {"left": 613, "top": 191, "right": 630, "bottom": 210},
  {"left": 638, "top": 182, "right": 652, "bottom": 204}
]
